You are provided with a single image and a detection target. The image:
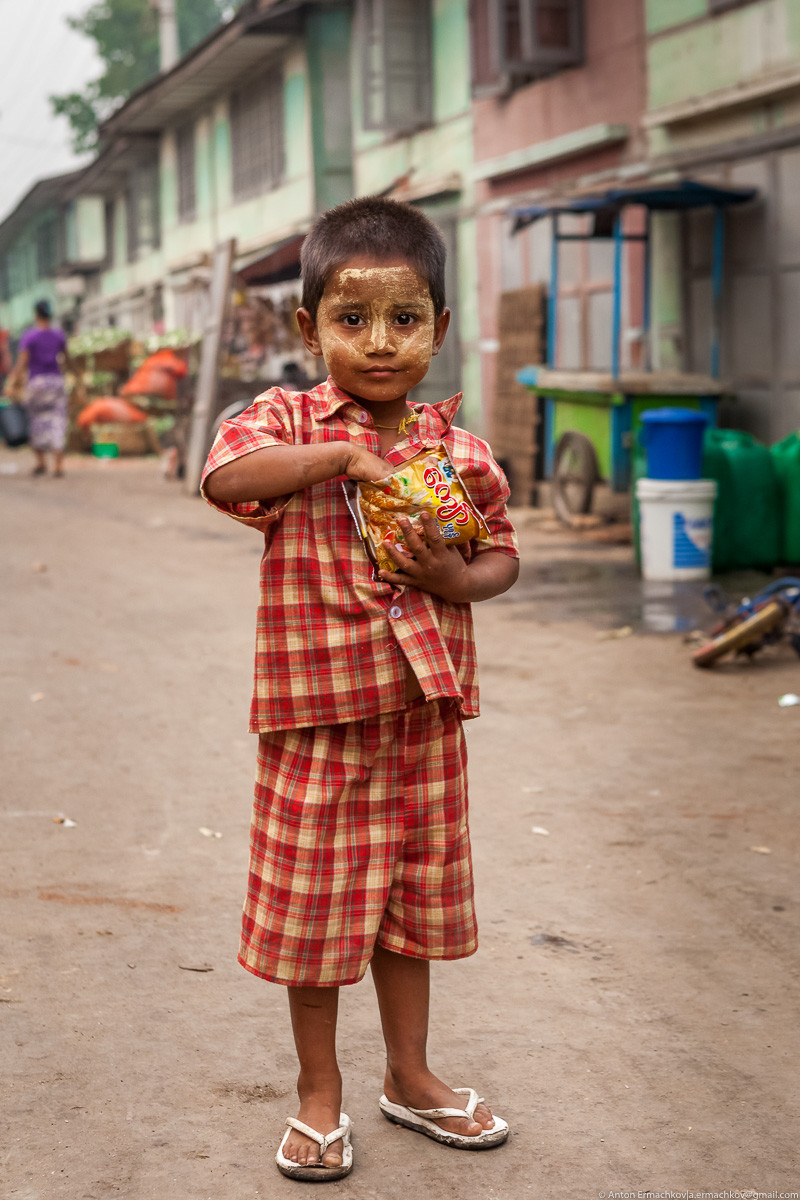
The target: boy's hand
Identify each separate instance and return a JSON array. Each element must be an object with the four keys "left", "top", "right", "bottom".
[
  {"left": 340, "top": 443, "right": 393, "bottom": 483},
  {"left": 378, "top": 513, "right": 471, "bottom": 603}
]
